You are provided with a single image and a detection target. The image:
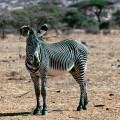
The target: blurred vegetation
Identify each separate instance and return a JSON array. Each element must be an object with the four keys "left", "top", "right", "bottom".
[
  {"left": 99, "top": 21, "right": 110, "bottom": 30},
  {"left": 11, "top": 2, "right": 63, "bottom": 34},
  {"left": 85, "top": 24, "right": 100, "bottom": 34},
  {"left": 83, "top": 19, "right": 100, "bottom": 34},
  {"left": 0, "top": 2, "right": 63, "bottom": 35},
  {"left": 0, "top": 0, "right": 120, "bottom": 36},
  {"left": 84, "top": 19, "right": 99, "bottom": 27},
  {"left": 112, "top": 10, "right": 120, "bottom": 28},
  {"left": 62, "top": 10, "right": 86, "bottom": 28}
]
